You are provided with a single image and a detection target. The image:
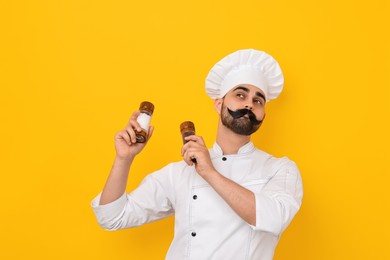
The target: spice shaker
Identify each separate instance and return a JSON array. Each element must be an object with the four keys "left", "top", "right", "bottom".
[
  {"left": 135, "top": 101, "right": 154, "bottom": 143},
  {"left": 180, "top": 121, "right": 197, "bottom": 163}
]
